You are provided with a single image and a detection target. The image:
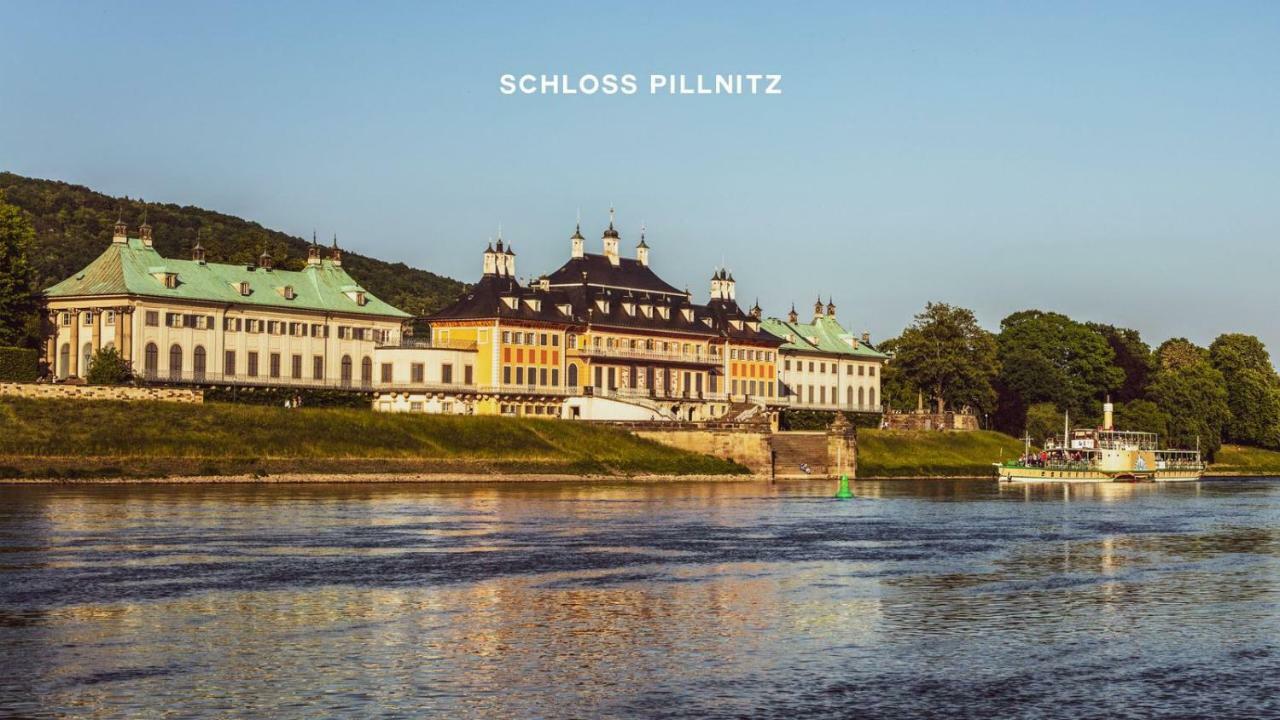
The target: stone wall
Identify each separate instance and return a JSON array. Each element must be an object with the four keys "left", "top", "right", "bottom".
[
  {"left": 0, "top": 382, "right": 204, "bottom": 404},
  {"left": 633, "top": 427, "right": 774, "bottom": 475},
  {"left": 883, "top": 411, "right": 979, "bottom": 432}
]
